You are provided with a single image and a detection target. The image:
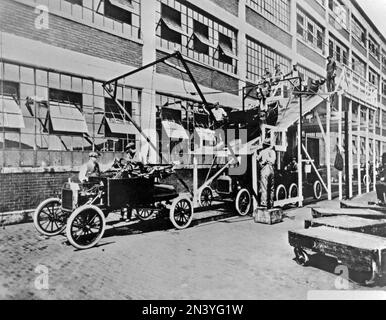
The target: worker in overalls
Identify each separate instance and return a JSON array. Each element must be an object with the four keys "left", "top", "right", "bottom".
[{"left": 258, "top": 141, "right": 277, "bottom": 209}]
